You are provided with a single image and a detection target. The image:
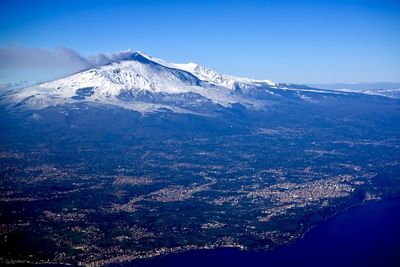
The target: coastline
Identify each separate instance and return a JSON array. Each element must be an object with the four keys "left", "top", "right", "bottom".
[
  {"left": 128, "top": 197, "right": 400, "bottom": 267},
  {"left": 3, "top": 197, "right": 399, "bottom": 267}
]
